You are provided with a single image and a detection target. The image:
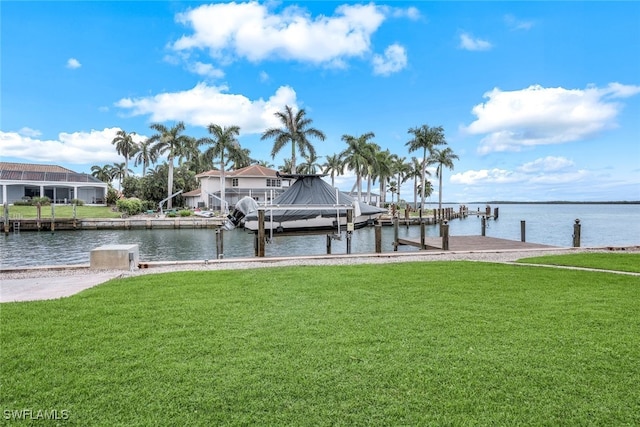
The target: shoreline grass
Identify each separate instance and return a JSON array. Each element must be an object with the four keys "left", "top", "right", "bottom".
[{"left": 1, "top": 260, "right": 639, "bottom": 425}]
